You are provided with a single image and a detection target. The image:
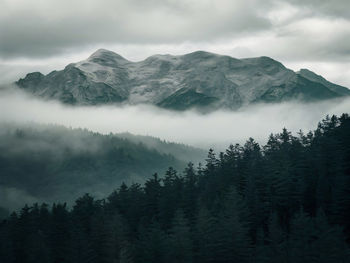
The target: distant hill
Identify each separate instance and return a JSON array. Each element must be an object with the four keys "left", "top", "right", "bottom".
[
  {"left": 0, "top": 123, "right": 206, "bottom": 211},
  {"left": 16, "top": 49, "right": 350, "bottom": 110}
]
